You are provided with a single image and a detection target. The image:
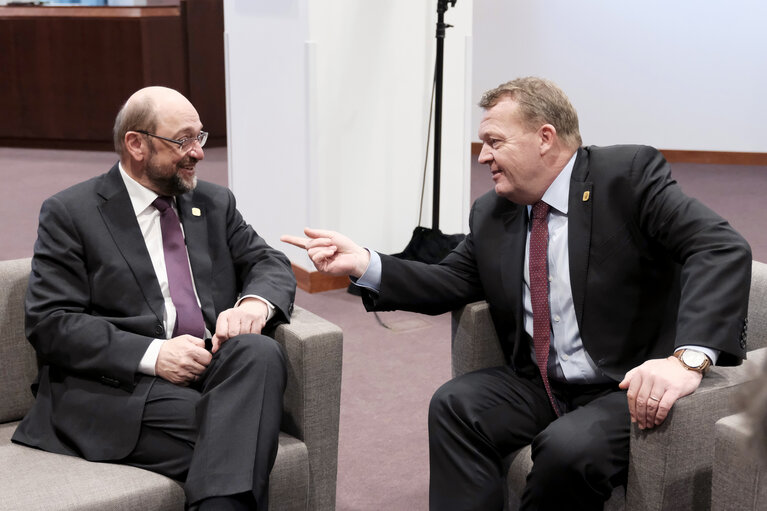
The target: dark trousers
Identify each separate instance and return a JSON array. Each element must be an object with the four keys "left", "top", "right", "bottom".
[
  {"left": 120, "top": 334, "right": 287, "bottom": 508},
  {"left": 428, "top": 365, "right": 629, "bottom": 511}
]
